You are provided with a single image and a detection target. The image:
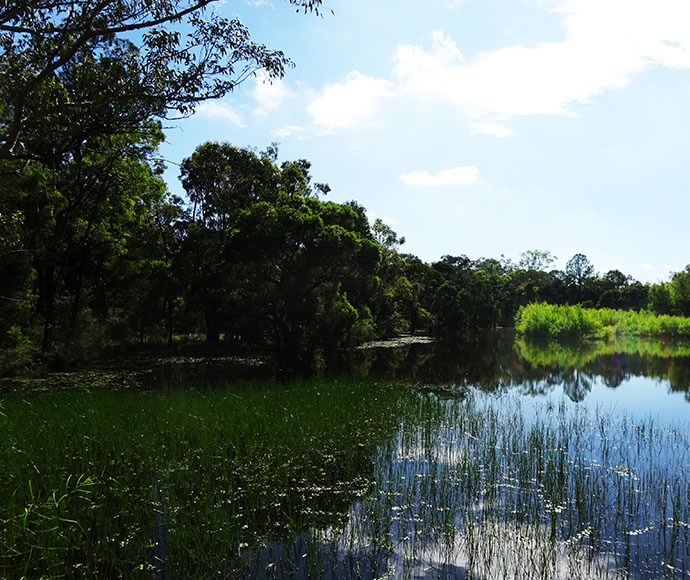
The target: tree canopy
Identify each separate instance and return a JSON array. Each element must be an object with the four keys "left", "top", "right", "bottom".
[
  {"left": 0, "top": 3, "right": 684, "bottom": 378},
  {"left": 0, "top": 0, "right": 323, "bottom": 161}
]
